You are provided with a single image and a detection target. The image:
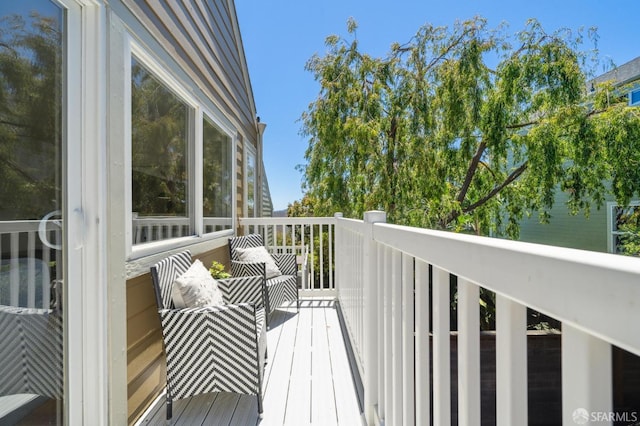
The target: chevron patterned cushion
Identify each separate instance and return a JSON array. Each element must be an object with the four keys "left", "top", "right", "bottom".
[
  {"left": 173, "top": 259, "right": 225, "bottom": 308},
  {"left": 235, "top": 246, "right": 282, "bottom": 279}
]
